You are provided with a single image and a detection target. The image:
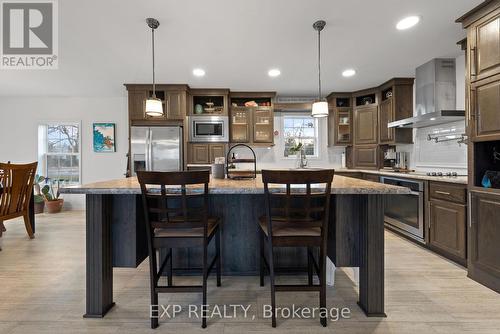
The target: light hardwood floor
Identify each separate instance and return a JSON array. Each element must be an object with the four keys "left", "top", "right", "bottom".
[{"left": 0, "top": 211, "right": 499, "bottom": 334}]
